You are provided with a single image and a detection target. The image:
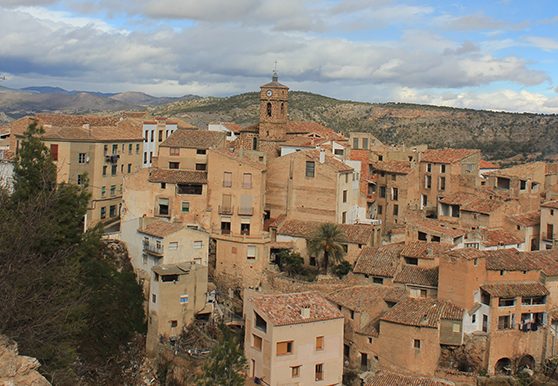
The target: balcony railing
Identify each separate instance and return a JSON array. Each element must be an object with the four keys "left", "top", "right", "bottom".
[
  {"left": 143, "top": 242, "right": 164, "bottom": 256},
  {"left": 238, "top": 207, "right": 254, "bottom": 216},
  {"left": 218, "top": 205, "right": 234, "bottom": 215}
]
